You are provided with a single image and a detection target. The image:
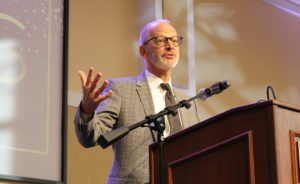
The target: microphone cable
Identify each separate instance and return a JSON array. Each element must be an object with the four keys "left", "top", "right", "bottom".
[{"left": 266, "top": 85, "right": 277, "bottom": 100}]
